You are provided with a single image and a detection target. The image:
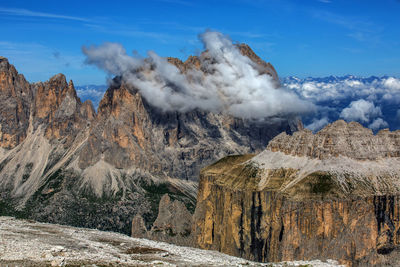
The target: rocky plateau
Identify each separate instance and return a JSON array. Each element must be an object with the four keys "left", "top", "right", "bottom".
[{"left": 193, "top": 120, "right": 400, "bottom": 266}]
